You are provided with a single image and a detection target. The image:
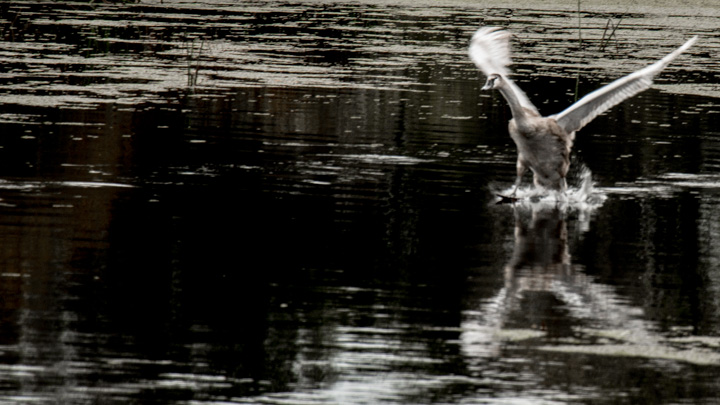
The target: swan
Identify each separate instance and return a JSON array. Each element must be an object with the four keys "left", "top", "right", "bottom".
[{"left": 469, "top": 27, "right": 697, "bottom": 196}]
